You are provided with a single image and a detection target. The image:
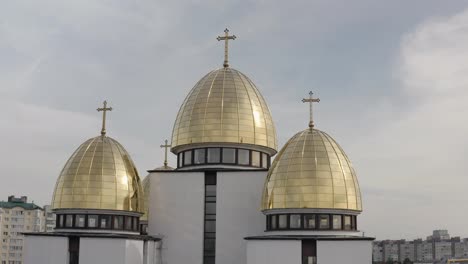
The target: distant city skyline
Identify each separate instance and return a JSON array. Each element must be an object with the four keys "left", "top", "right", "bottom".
[
  {"left": 373, "top": 230, "right": 468, "bottom": 263},
  {"left": 1, "top": 0, "right": 468, "bottom": 240}
]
